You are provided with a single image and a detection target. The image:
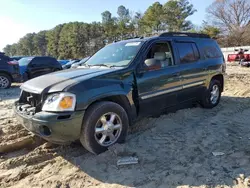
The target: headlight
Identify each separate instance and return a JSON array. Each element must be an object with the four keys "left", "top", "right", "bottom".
[{"left": 42, "top": 92, "right": 76, "bottom": 112}]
